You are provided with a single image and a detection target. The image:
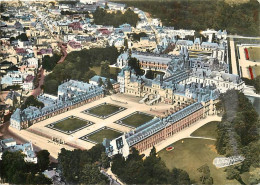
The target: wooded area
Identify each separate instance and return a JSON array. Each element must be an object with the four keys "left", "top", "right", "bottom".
[
  {"left": 43, "top": 47, "right": 119, "bottom": 95},
  {"left": 116, "top": 0, "right": 259, "bottom": 36},
  {"left": 93, "top": 7, "right": 140, "bottom": 27},
  {"left": 215, "top": 90, "right": 260, "bottom": 183}
]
